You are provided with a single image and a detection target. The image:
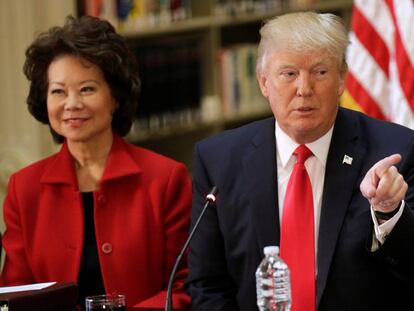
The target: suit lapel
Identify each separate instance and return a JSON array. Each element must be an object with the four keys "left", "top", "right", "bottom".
[
  {"left": 316, "top": 108, "right": 366, "bottom": 306},
  {"left": 242, "top": 118, "right": 280, "bottom": 254},
  {"left": 239, "top": 110, "right": 367, "bottom": 302}
]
